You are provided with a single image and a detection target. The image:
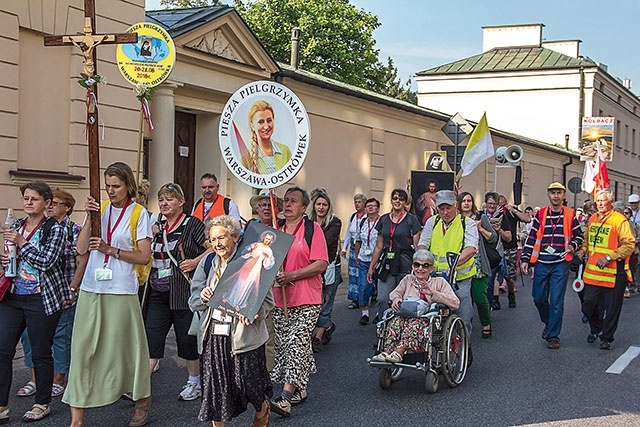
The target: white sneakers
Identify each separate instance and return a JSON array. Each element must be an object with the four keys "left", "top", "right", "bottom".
[{"left": 178, "top": 380, "right": 201, "bottom": 401}]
